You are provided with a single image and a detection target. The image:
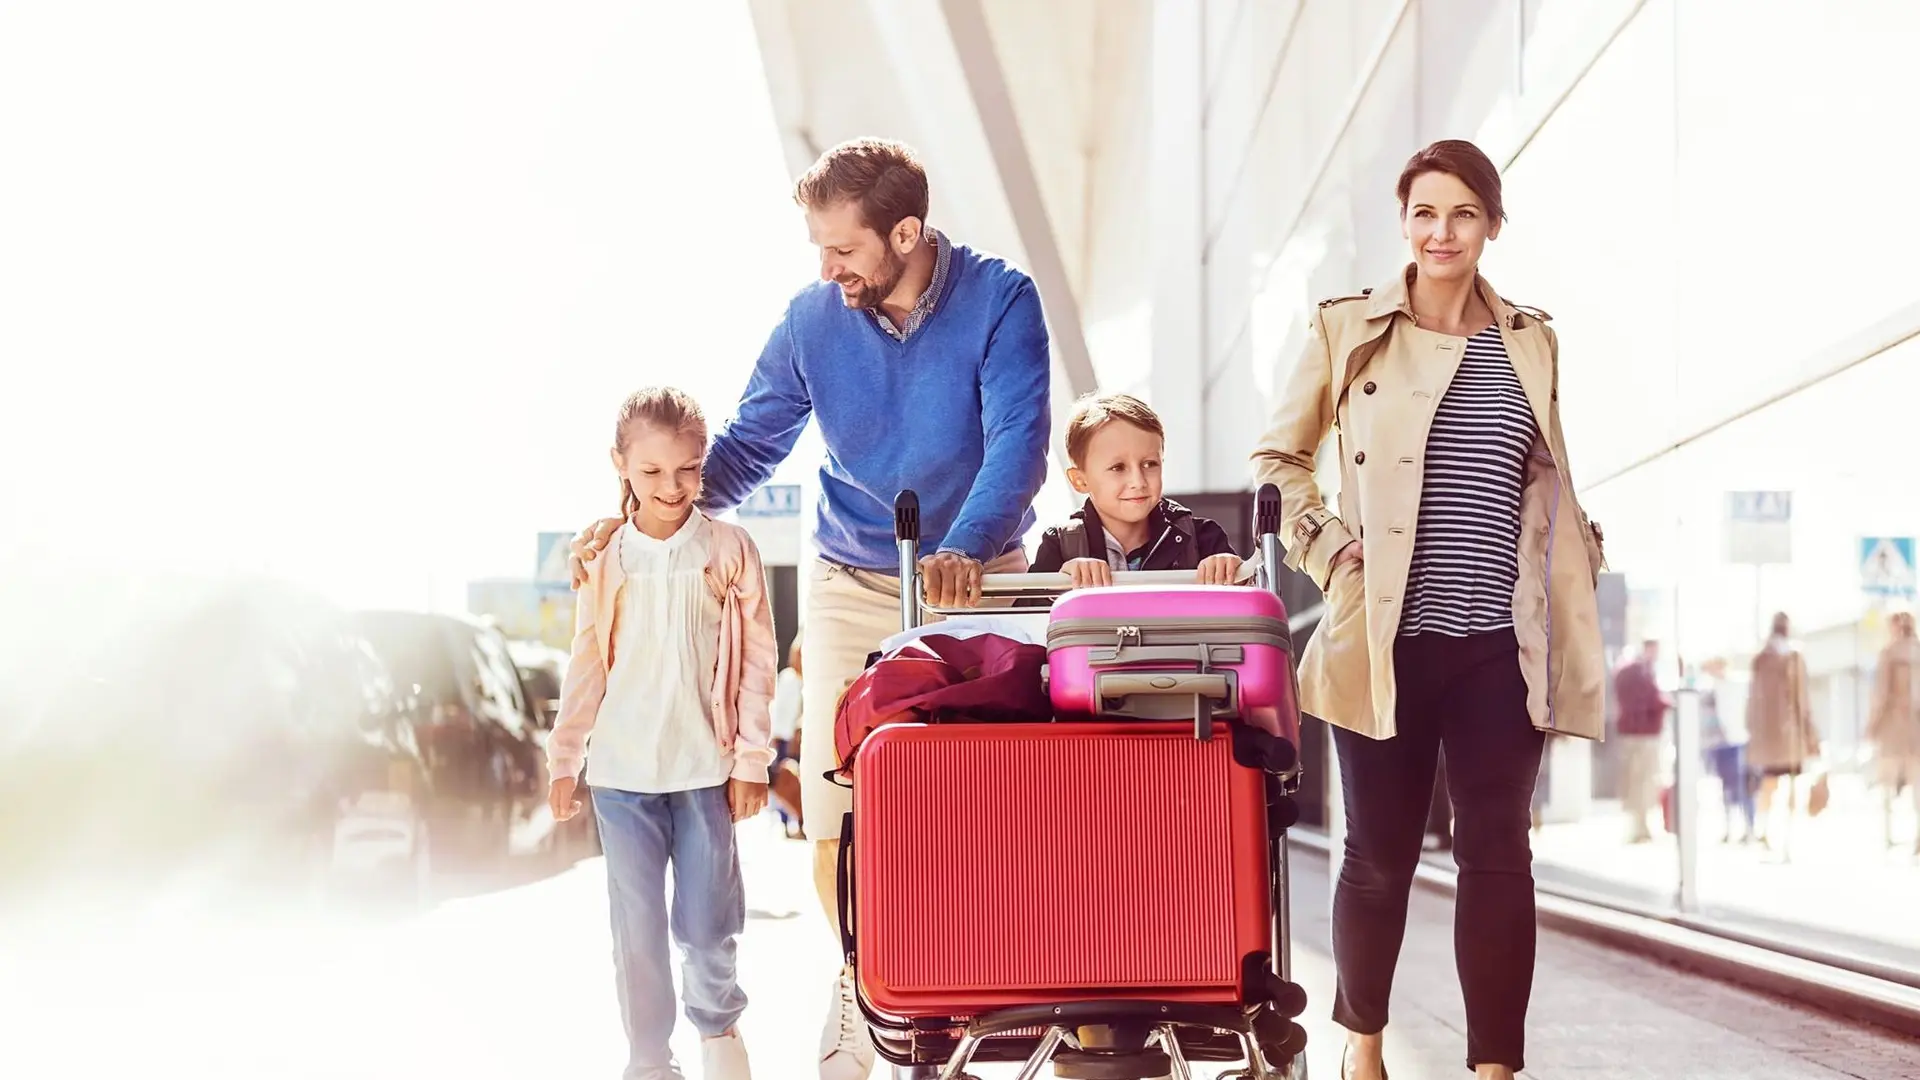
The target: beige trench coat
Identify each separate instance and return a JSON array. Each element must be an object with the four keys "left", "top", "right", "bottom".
[
  {"left": 1868, "top": 638, "right": 1920, "bottom": 783},
  {"left": 1250, "top": 265, "right": 1608, "bottom": 741},
  {"left": 1744, "top": 641, "right": 1819, "bottom": 773}
]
